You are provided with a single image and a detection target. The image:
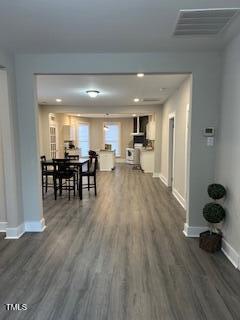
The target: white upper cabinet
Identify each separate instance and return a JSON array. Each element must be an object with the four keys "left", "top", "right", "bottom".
[{"left": 146, "top": 120, "right": 156, "bottom": 140}]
